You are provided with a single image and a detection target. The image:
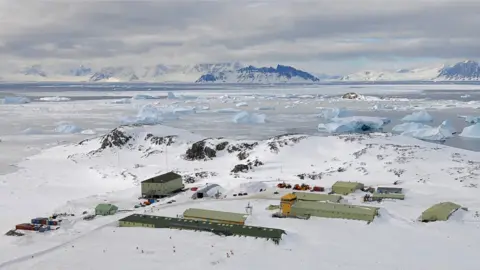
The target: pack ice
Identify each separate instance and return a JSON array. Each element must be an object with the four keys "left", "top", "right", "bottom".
[
  {"left": 401, "top": 110, "right": 433, "bottom": 123},
  {"left": 318, "top": 116, "right": 390, "bottom": 133},
  {"left": 316, "top": 107, "right": 349, "bottom": 120},
  {"left": 1, "top": 96, "right": 31, "bottom": 104}
]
